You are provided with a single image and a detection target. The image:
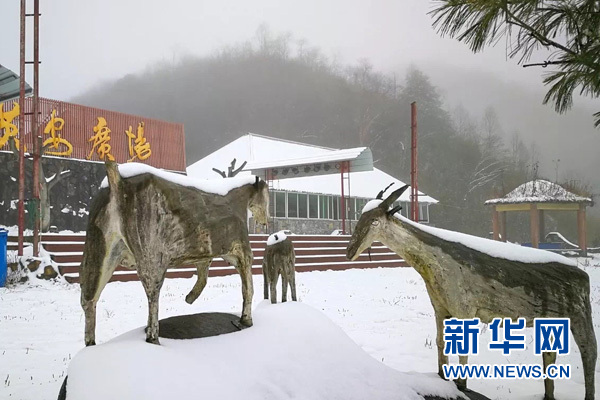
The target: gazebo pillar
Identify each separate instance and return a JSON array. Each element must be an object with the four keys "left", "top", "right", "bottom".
[
  {"left": 499, "top": 211, "right": 507, "bottom": 242},
  {"left": 538, "top": 210, "right": 545, "bottom": 242},
  {"left": 492, "top": 207, "right": 500, "bottom": 241},
  {"left": 530, "top": 204, "right": 540, "bottom": 248},
  {"left": 577, "top": 204, "right": 587, "bottom": 256}
]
